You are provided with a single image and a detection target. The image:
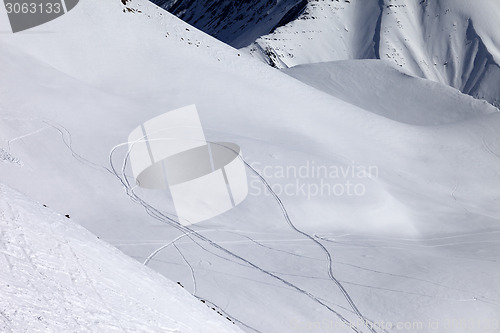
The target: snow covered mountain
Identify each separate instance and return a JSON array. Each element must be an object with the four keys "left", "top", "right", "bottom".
[
  {"left": 157, "top": 0, "right": 500, "bottom": 107},
  {"left": 150, "top": 0, "right": 308, "bottom": 48},
  {"left": 1, "top": 0, "right": 499, "bottom": 332},
  {"left": 250, "top": 0, "right": 500, "bottom": 107}
]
